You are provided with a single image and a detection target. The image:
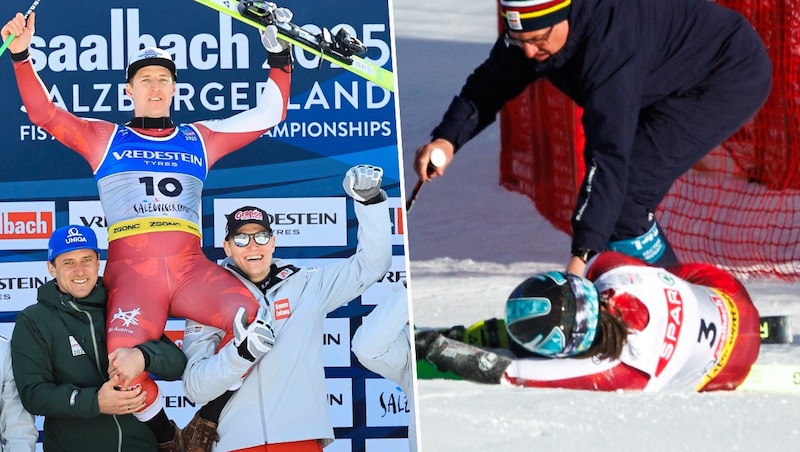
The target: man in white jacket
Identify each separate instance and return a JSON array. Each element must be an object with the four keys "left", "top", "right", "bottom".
[{"left": 181, "top": 165, "right": 393, "bottom": 452}]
